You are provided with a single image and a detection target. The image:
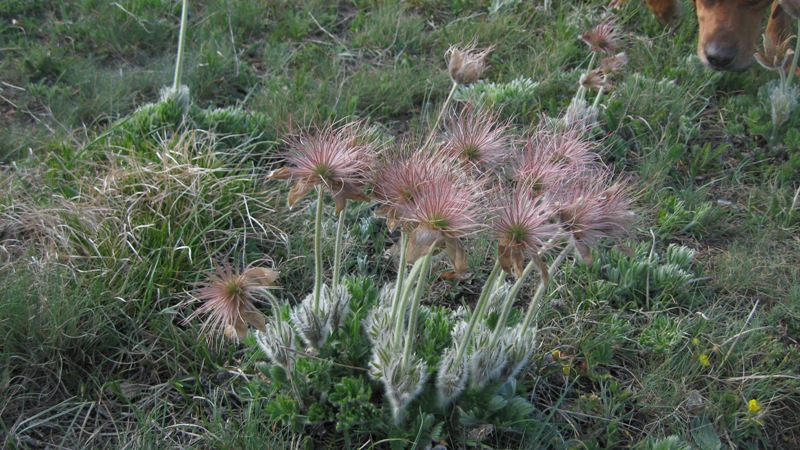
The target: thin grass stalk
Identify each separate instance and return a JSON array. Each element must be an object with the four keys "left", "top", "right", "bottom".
[
  {"left": 332, "top": 205, "right": 346, "bottom": 292},
  {"left": 401, "top": 251, "right": 433, "bottom": 367},
  {"left": 313, "top": 187, "right": 324, "bottom": 313},
  {"left": 519, "top": 241, "right": 575, "bottom": 332},
  {"left": 173, "top": 0, "right": 189, "bottom": 90},
  {"left": 422, "top": 82, "right": 459, "bottom": 151},
  {"left": 452, "top": 261, "right": 503, "bottom": 368}
]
